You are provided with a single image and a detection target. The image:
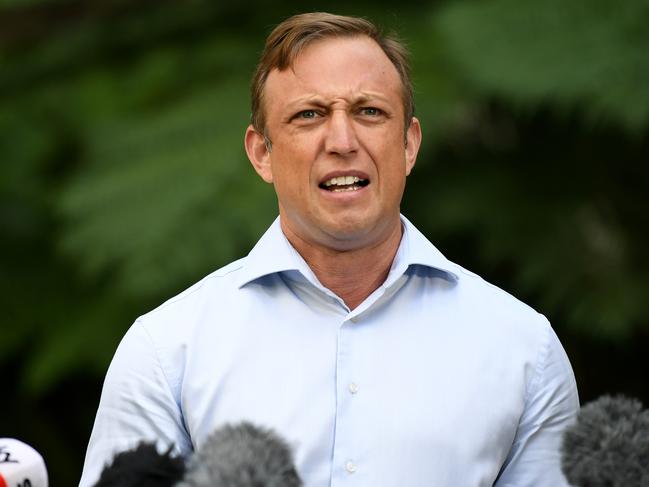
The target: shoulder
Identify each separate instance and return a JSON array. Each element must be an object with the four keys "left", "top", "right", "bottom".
[
  {"left": 401, "top": 216, "right": 552, "bottom": 347},
  {"left": 439, "top": 256, "right": 547, "bottom": 322},
  {"left": 455, "top": 262, "right": 539, "bottom": 313},
  {"left": 402, "top": 217, "right": 548, "bottom": 329},
  {"left": 436, "top": 260, "right": 578, "bottom": 414},
  {"left": 426, "top": 258, "right": 555, "bottom": 360},
  {"left": 111, "top": 257, "right": 252, "bottom": 395},
  {"left": 152, "top": 257, "right": 245, "bottom": 310},
  {"left": 136, "top": 257, "right": 248, "bottom": 338}
]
